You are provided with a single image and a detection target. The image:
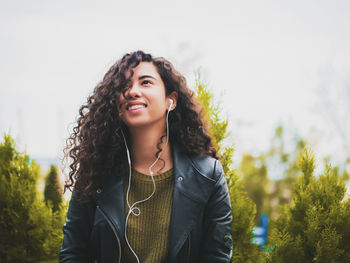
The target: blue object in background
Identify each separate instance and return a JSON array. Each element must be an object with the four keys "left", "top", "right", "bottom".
[{"left": 252, "top": 213, "right": 268, "bottom": 249}]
